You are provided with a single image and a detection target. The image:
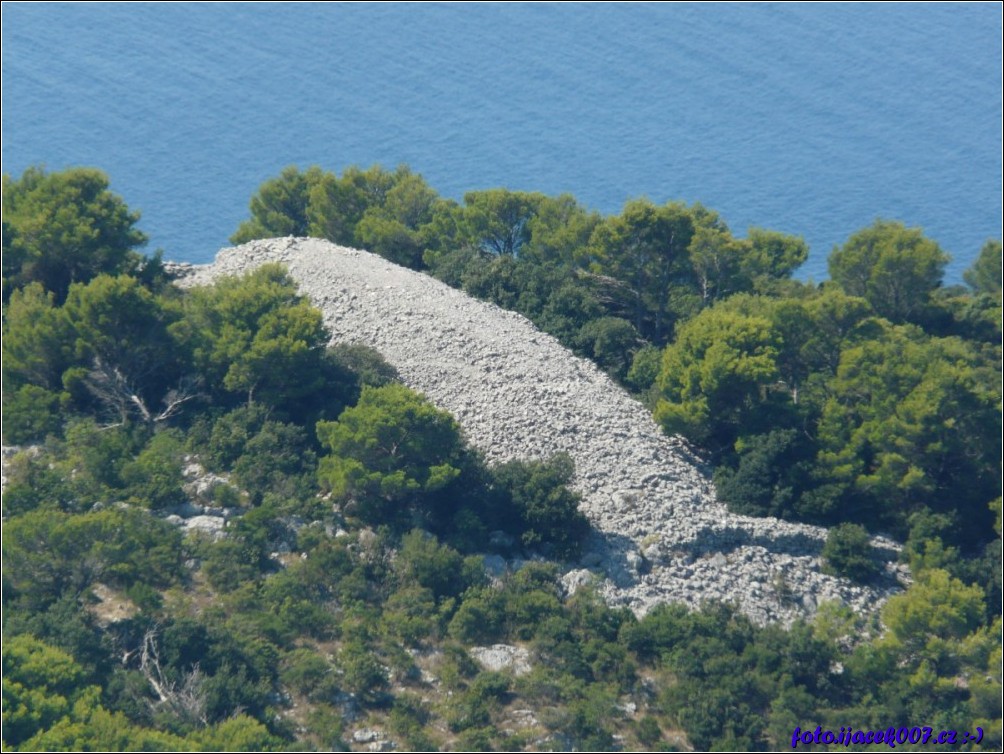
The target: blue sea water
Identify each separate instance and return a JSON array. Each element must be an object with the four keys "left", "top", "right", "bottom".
[{"left": 2, "top": 3, "right": 1001, "bottom": 282}]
